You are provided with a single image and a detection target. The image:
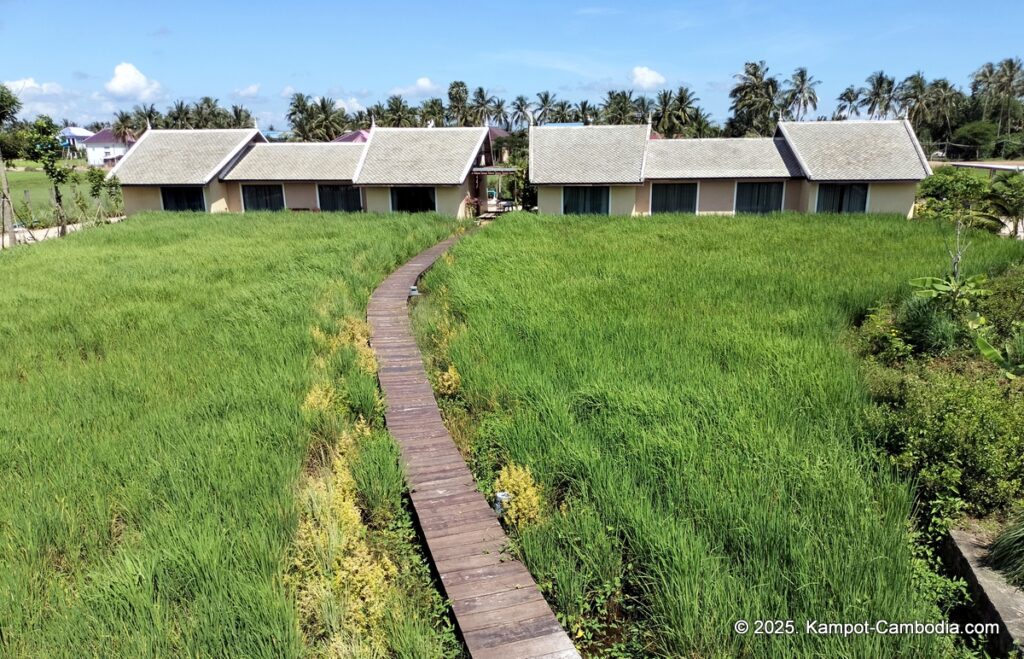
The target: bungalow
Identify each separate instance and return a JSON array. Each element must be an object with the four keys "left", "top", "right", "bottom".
[
  {"left": 111, "top": 128, "right": 265, "bottom": 214},
  {"left": 112, "top": 126, "right": 494, "bottom": 217},
  {"left": 529, "top": 120, "right": 931, "bottom": 217}
]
